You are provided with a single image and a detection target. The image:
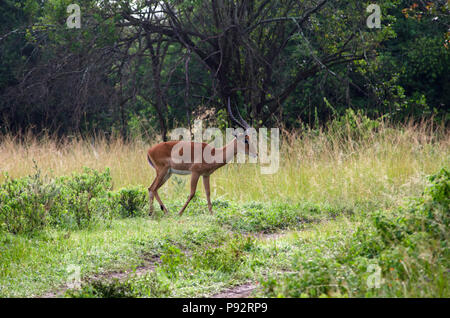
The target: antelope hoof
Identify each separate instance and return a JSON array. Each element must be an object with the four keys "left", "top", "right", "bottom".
[{"left": 157, "top": 204, "right": 169, "bottom": 215}]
